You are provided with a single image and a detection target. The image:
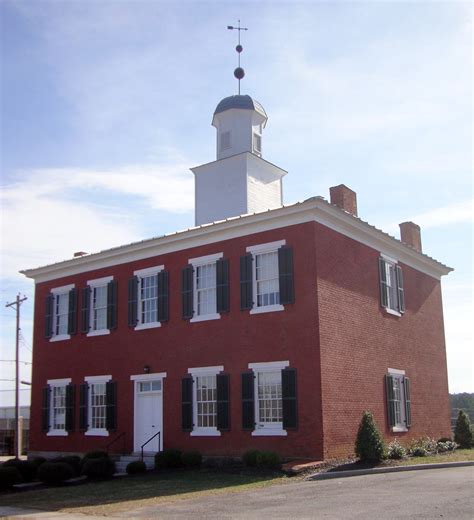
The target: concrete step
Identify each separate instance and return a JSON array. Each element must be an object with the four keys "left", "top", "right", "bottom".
[{"left": 116, "top": 453, "right": 155, "bottom": 472}]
